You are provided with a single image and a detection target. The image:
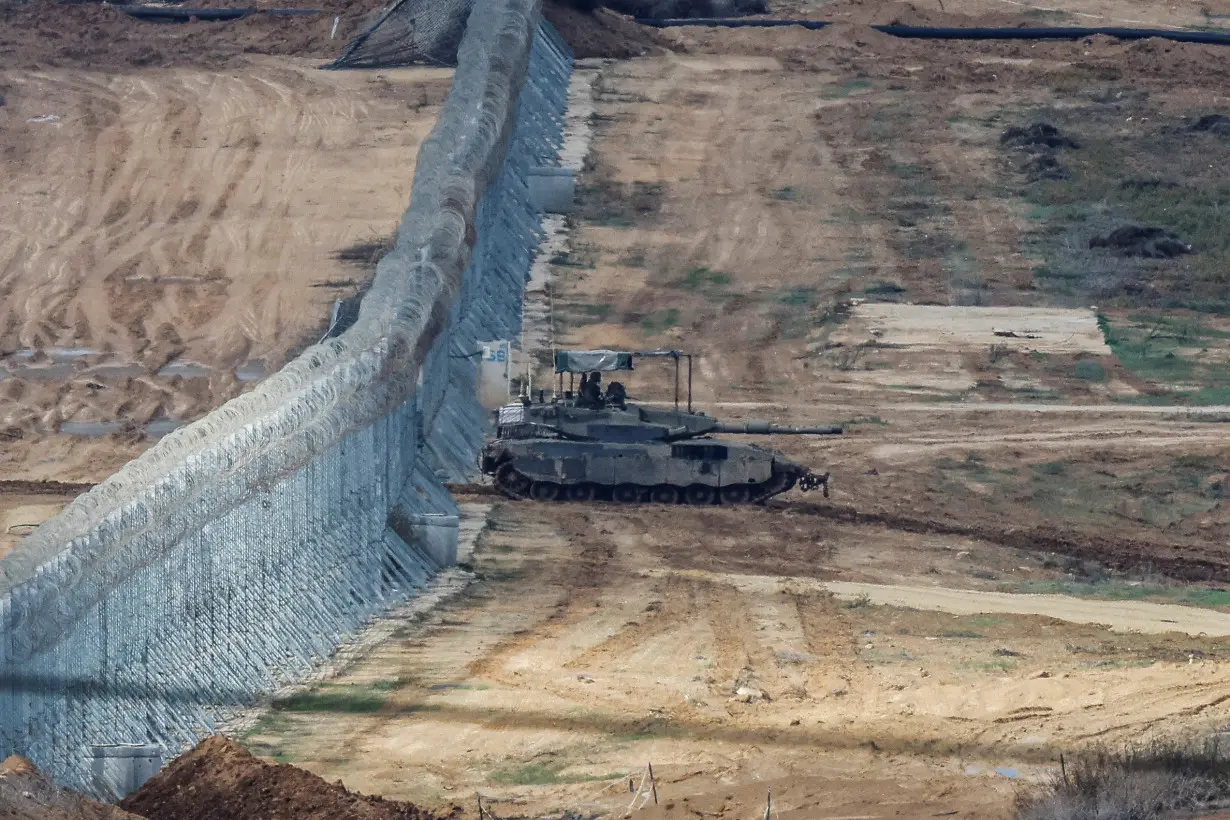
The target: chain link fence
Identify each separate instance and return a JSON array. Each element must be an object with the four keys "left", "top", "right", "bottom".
[{"left": 0, "top": 0, "right": 573, "bottom": 797}]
